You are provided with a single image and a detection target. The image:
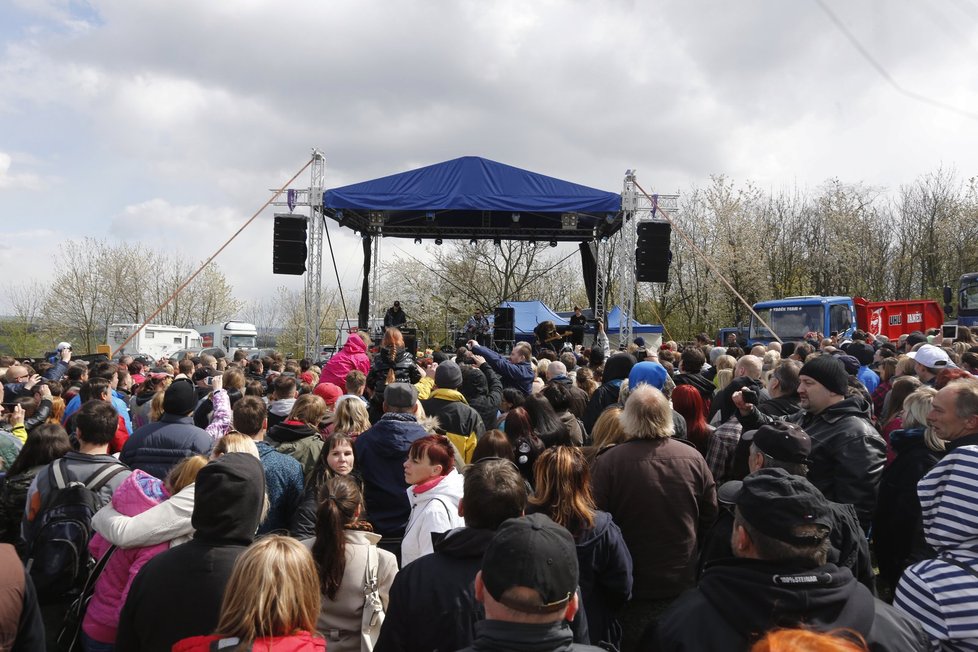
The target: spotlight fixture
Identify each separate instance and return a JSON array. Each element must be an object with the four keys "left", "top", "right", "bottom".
[
  {"left": 414, "top": 237, "right": 422, "bottom": 245},
  {"left": 511, "top": 213, "right": 520, "bottom": 223},
  {"left": 425, "top": 211, "right": 436, "bottom": 221},
  {"left": 549, "top": 240, "right": 558, "bottom": 248},
  {"left": 470, "top": 238, "right": 477, "bottom": 246},
  {"left": 435, "top": 238, "right": 443, "bottom": 246},
  {"left": 493, "top": 237, "right": 502, "bottom": 247},
  {"left": 529, "top": 238, "right": 537, "bottom": 246},
  {"left": 561, "top": 213, "right": 578, "bottom": 230}
]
